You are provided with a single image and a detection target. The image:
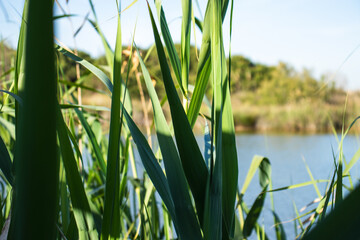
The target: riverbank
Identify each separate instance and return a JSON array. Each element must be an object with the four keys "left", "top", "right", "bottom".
[
  {"left": 82, "top": 90, "right": 360, "bottom": 134},
  {"left": 232, "top": 102, "right": 360, "bottom": 133}
]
